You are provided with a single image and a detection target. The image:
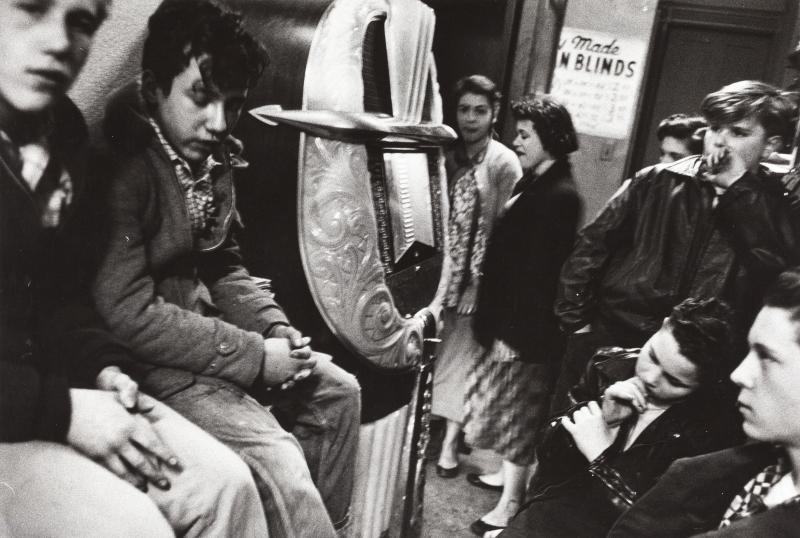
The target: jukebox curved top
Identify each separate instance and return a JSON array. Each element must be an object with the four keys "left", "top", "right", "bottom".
[{"left": 234, "top": 0, "right": 454, "bottom": 373}]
